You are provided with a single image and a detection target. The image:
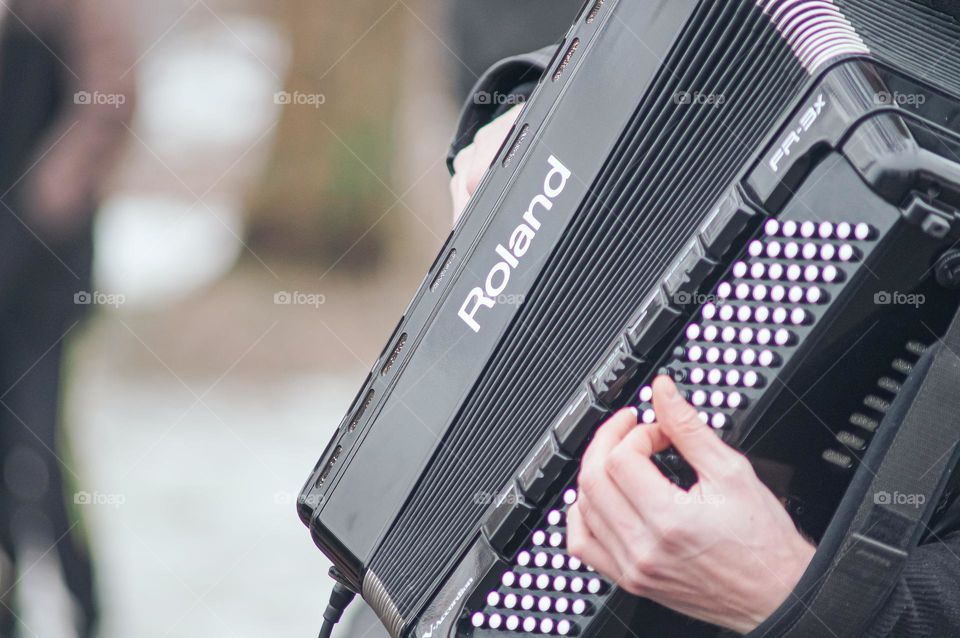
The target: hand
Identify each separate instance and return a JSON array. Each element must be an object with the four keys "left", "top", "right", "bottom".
[
  {"left": 449, "top": 105, "right": 522, "bottom": 224},
  {"left": 567, "top": 376, "right": 815, "bottom": 635},
  {"left": 22, "top": 158, "right": 92, "bottom": 241}
]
